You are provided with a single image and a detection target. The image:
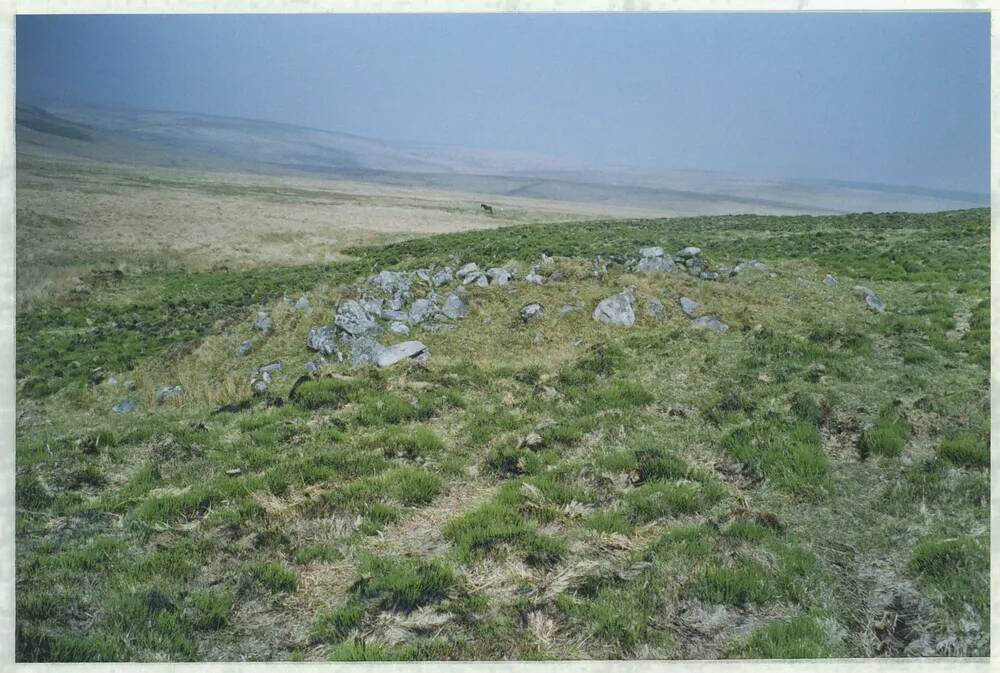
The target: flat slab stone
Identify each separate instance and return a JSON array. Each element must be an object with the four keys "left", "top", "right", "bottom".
[
  {"left": 679, "top": 297, "right": 699, "bottom": 317},
  {"left": 639, "top": 246, "right": 664, "bottom": 258},
  {"left": 376, "top": 340, "right": 429, "bottom": 367},
  {"left": 691, "top": 315, "right": 728, "bottom": 332},
  {"left": 593, "top": 290, "right": 636, "bottom": 327}
]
